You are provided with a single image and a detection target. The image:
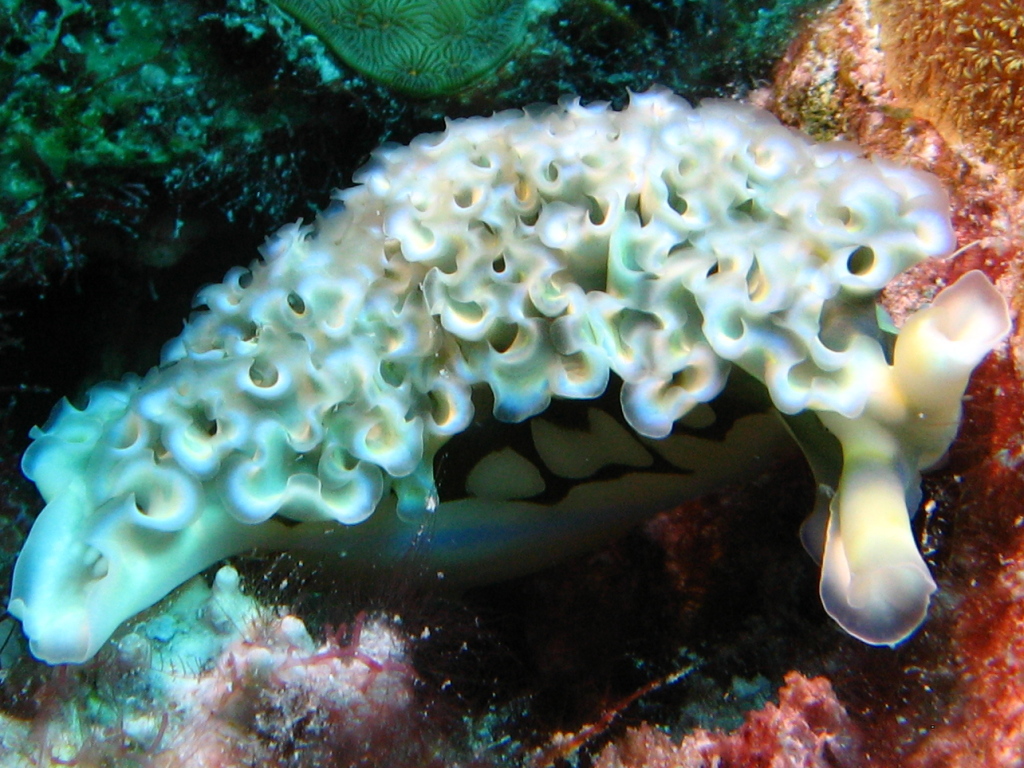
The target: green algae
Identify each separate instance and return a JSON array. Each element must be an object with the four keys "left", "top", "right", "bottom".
[{"left": 0, "top": 0, "right": 305, "bottom": 288}]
